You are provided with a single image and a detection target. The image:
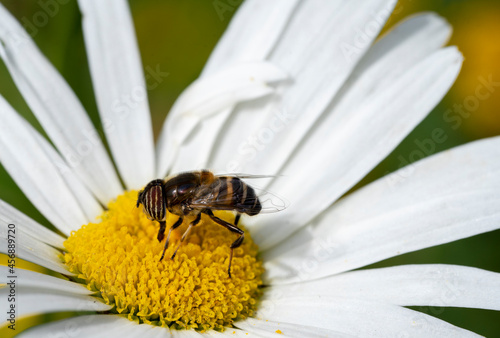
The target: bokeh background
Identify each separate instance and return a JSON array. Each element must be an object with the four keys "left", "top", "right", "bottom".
[{"left": 0, "top": 0, "right": 499, "bottom": 336}]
